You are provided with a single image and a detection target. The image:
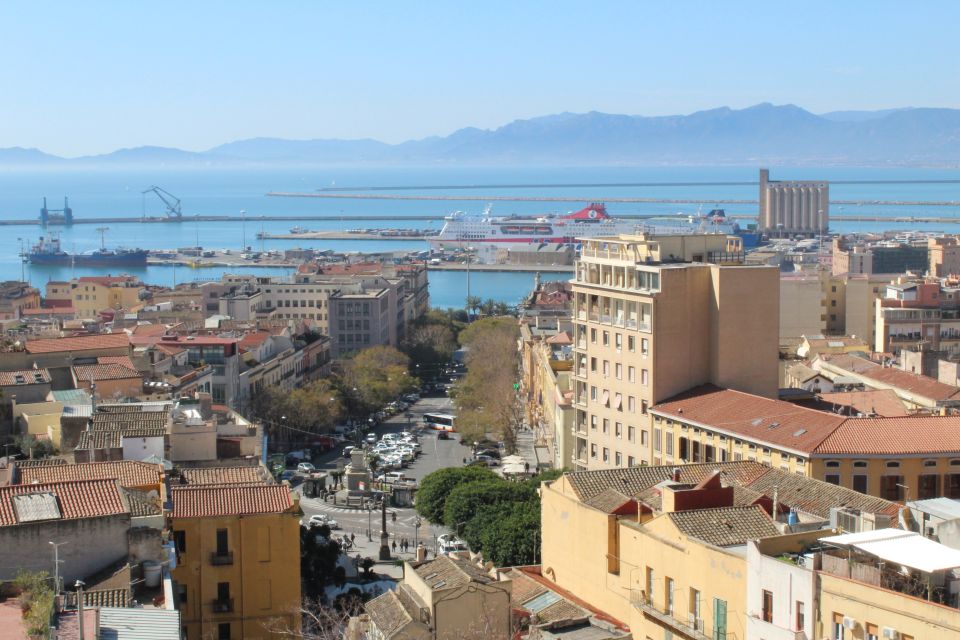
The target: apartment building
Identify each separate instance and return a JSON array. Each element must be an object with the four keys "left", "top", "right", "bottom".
[
  {"left": 46, "top": 276, "right": 145, "bottom": 319},
  {"left": 930, "top": 235, "right": 960, "bottom": 277},
  {"left": 520, "top": 324, "right": 575, "bottom": 470},
  {"left": 875, "top": 277, "right": 960, "bottom": 355},
  {"left": 0, "top": 281, "right": 40, "bottom": 320},
  {"left": 570, "top": 234, "right": 778, "bottom": 470},
  {"left": 170, "top": 482, "right": 301, "bottom": 640}
]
